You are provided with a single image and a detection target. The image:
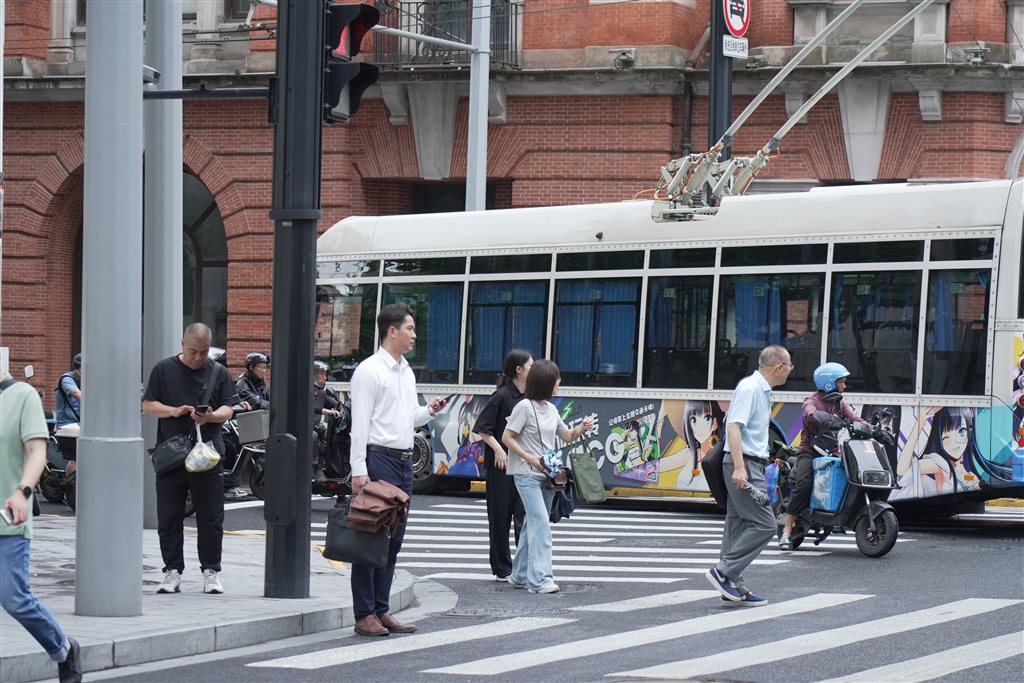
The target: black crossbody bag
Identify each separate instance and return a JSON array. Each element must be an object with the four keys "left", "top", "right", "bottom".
[{"left": 150, "top": 364, "right": 221, "bottom": 475}]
